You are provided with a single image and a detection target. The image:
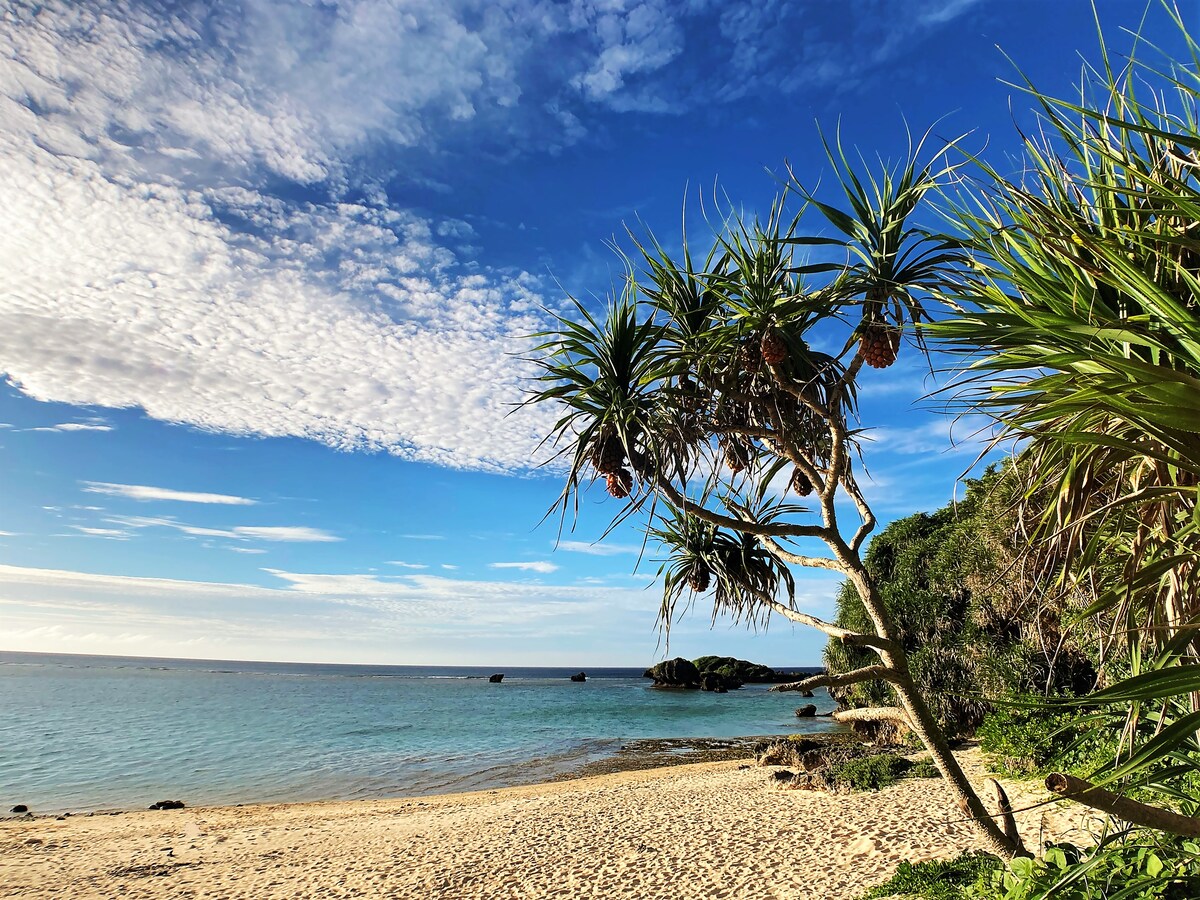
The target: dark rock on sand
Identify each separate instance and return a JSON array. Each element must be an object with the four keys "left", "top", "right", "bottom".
[
  {"left": 799, "top": 689, "right": 815, "bottom": 698},
  {"left": 794, "top": 704, "right": 817, "bottom": 717},
  {"left": 489, "top": 673, "right": 504, "bottom": 683},
  {"left": 10, "top": 804, "right": 28, "bottom": 814},
  {"left": 148, "top": 800, "right": 185, "bottom": 810},
  {"left": 570, "top": 672, "right": 587, "bottom": 682}
]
